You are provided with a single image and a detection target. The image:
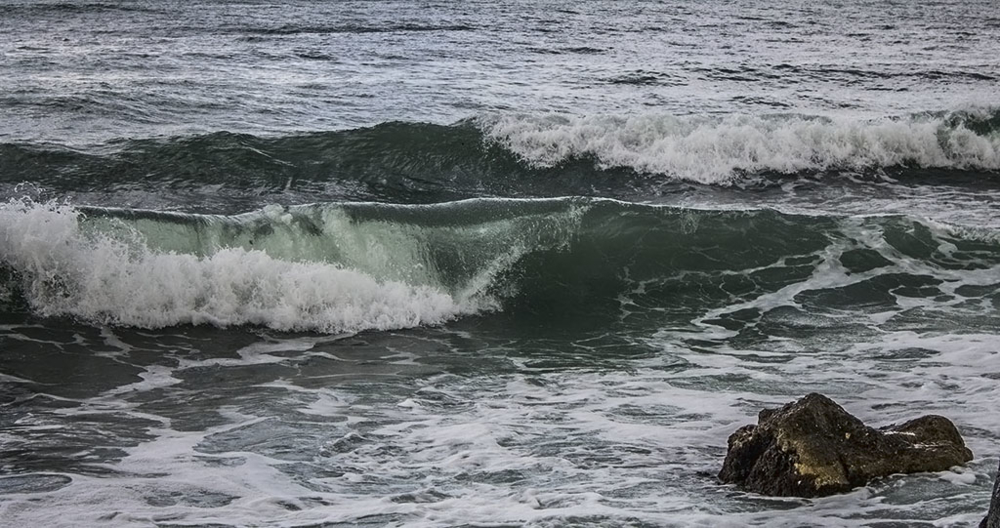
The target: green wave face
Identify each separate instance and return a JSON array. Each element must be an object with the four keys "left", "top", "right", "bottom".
[
  {"left": 1, "top": 109, "right": 998, "bottom": 210},
  {"left": 3, "top": 197, "right": 998, "bottom": 334}
]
